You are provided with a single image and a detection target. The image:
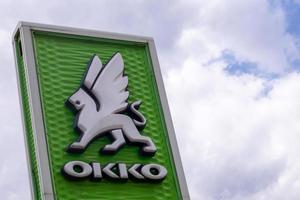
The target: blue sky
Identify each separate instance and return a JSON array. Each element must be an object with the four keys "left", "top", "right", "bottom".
[
  {"left": 1, "top": 0, "right": 300, "bottom": 199},
  {"left": 279, "top": 0, "right": 300, "bottom": 35}
]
